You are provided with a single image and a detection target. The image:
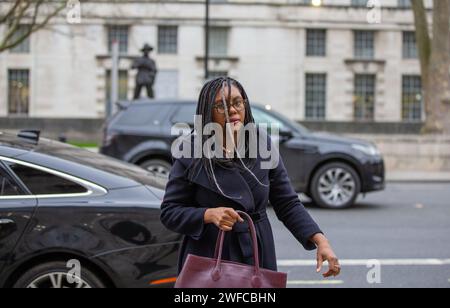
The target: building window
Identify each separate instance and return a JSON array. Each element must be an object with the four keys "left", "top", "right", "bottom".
[
  {"left": 306, "top": 29, "right": 326, "bottom": 57},
  {"left": 105, "top": 70, "right": 129, "bottom": 103},
  {"left": 10, "top": 25, "right": 31, "bottom": 53},
  {"left": 354, "top": 74, "right": 376, "bottom": 121},
  {"left": 351, "top": 0, "right": 368, "bottom": 7},
  {"left": 403, "top": 31, "right": 418, "bottom": 59},
  {"left": 398, "top": 0, "right": 411, "bottom": 8},
  {"left": 351, "top": 0, "right": 369, "bottom": 7},
  {"left": 158, "top": 26, "right": 178, "bottom": 54},
  {"left": 354, "top": 30, "right": 375, "bottom": 60},
  {"left": 305, "top": 73, "right": 327, "bottom": 120},
  {"left": 8, "top": 69, "right": 30, "bottom": 116},
  {"left": 107, "top": 25, "right": 129, "bottom": 54},
  {"left": 402, "top": 75, "right": 422, "bottom": 121},
  {"left": 209, "top": 27, "right": 228, "bottom": 57}
]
